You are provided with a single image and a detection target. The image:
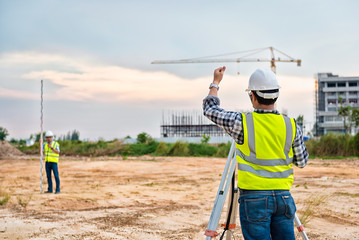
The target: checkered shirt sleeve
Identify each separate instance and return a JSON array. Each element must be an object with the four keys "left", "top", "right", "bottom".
[
  {"left": 203, "top": 95, "right": 244, "bottom": 144},
  {"left": 292, "top": 123, "right": 309, "bottom": 168}
]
